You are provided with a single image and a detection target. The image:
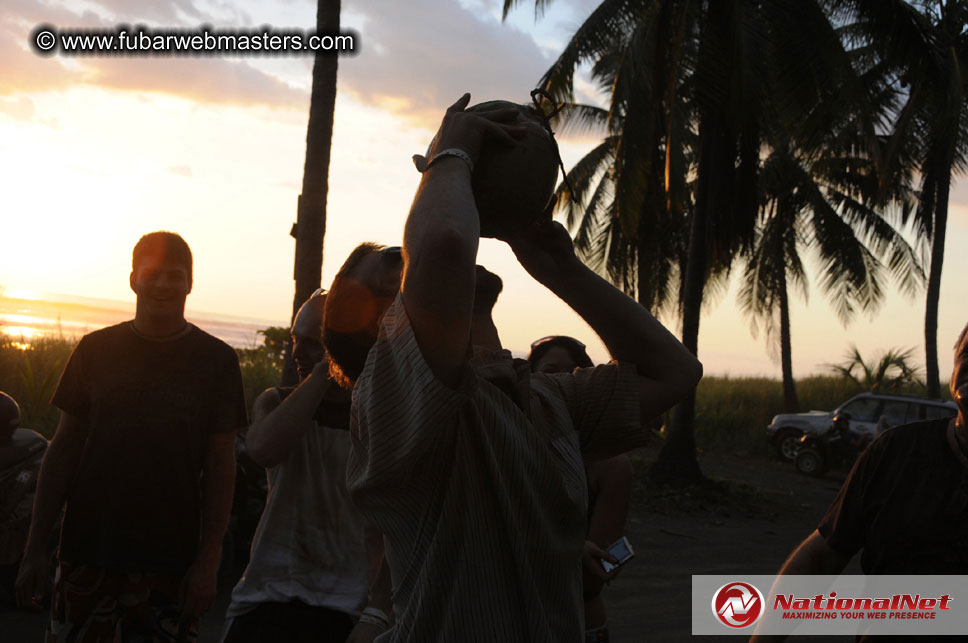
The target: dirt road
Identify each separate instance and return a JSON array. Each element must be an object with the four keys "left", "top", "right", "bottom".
[
  {"left": 606, "top": 446, "right": 859, "bottom": 641},
  {"left": 1, "top": 448, "right": 855, "bottom": 642}
]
